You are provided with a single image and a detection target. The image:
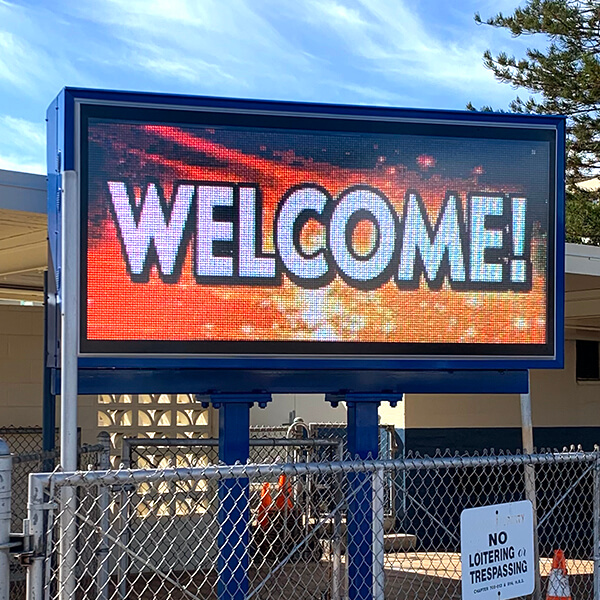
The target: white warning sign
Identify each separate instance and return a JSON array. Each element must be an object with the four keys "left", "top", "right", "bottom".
[{"left": 461, "top": 500, "right": 535, "bottom": 600}]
